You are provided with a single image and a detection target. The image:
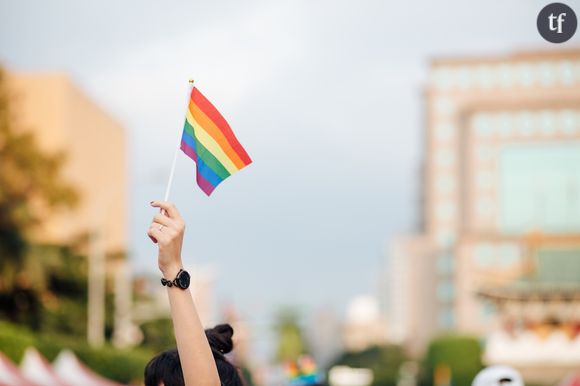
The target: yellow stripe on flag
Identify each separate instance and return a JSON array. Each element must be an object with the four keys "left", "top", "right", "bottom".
[
  {"left": 189, "top": 102, "right": 247, "bottom": 170},
  {"left": 186, "top": 110, "right": 239, "bottom": 175}
]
